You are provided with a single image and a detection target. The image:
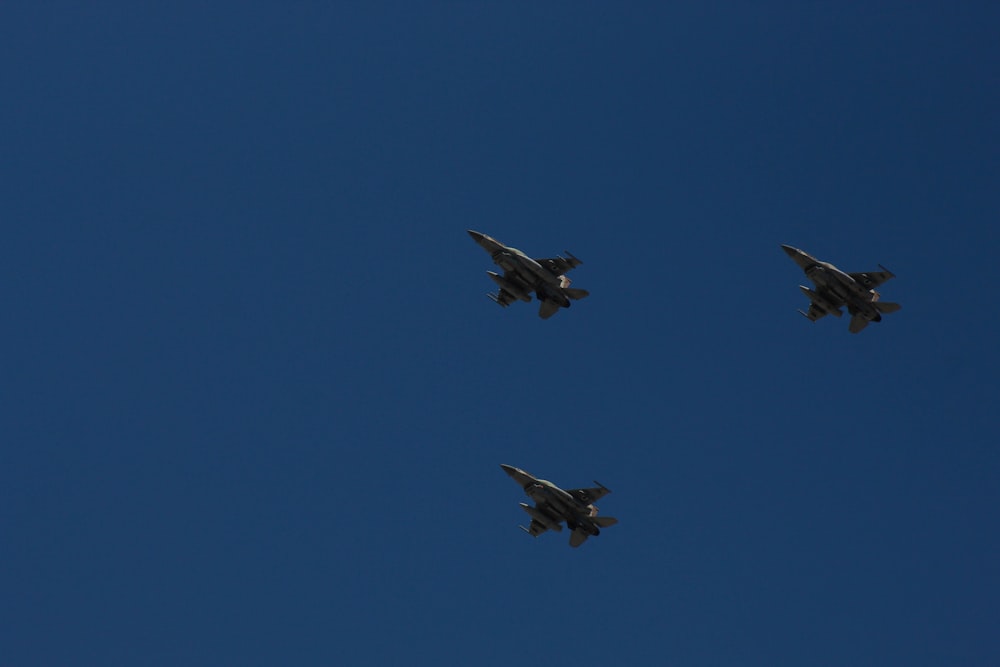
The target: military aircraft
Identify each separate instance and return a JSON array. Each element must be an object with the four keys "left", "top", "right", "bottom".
[
  {"left": 467, "top": 230, "right": 589, "bottom": 319},
  {"left": 782, "top": 244, "right": 901, "bottom": 333},
  {"left": 500, "top": 464, "right": 617, "bottom": 547}
]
